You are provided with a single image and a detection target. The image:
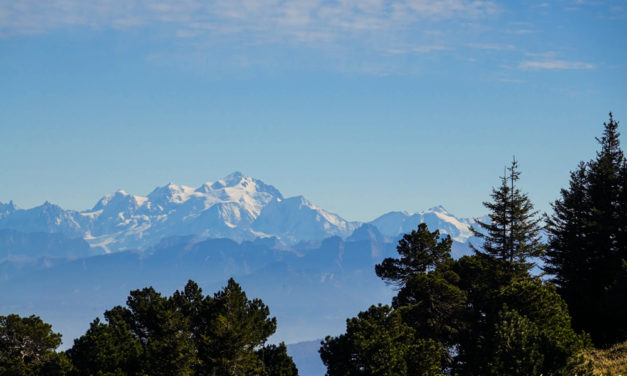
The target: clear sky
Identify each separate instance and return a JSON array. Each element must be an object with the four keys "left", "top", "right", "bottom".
[{"left": 1, "top": 0, "right": 626, "bottom": 221}]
